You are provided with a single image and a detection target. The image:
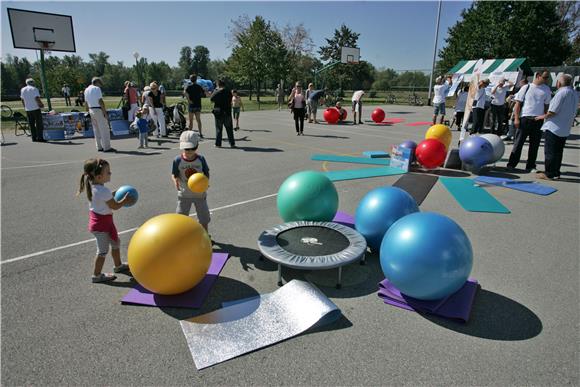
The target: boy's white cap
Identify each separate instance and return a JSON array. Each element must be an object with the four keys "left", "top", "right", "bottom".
[{"left": 179, "top": 130, "right": 199, "bottom": 149}]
